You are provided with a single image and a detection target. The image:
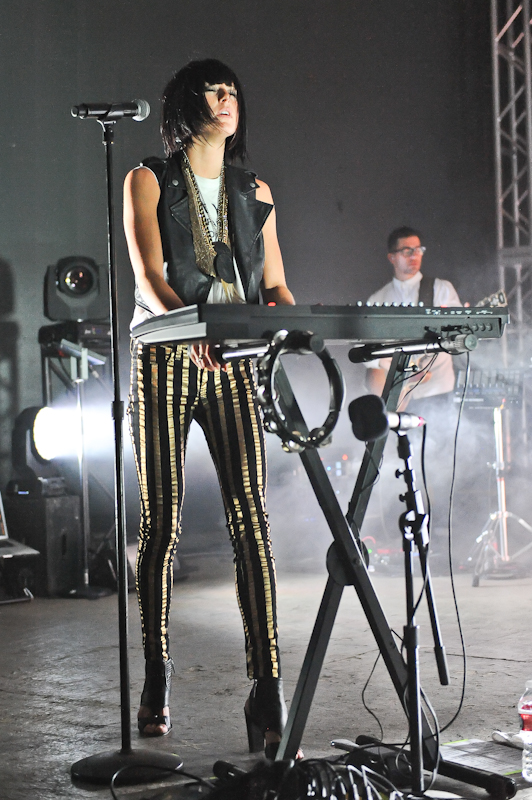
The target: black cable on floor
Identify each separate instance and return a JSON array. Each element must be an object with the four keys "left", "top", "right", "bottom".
[
  {"left": 109, "top": 764, "right": 213, "bottom": 800},
  {"left": 360, "top": 650, "right": 385, "bottom": 742}
]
